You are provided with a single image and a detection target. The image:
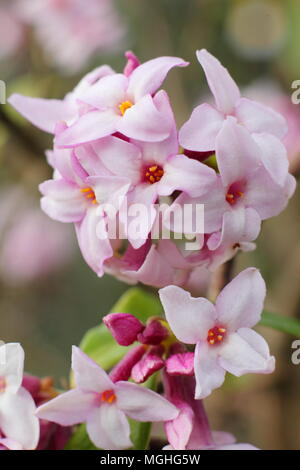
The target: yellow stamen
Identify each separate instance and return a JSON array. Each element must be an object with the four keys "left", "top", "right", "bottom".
[{"left": 119, "top": 100, "right": 133, "bottom": 116}]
